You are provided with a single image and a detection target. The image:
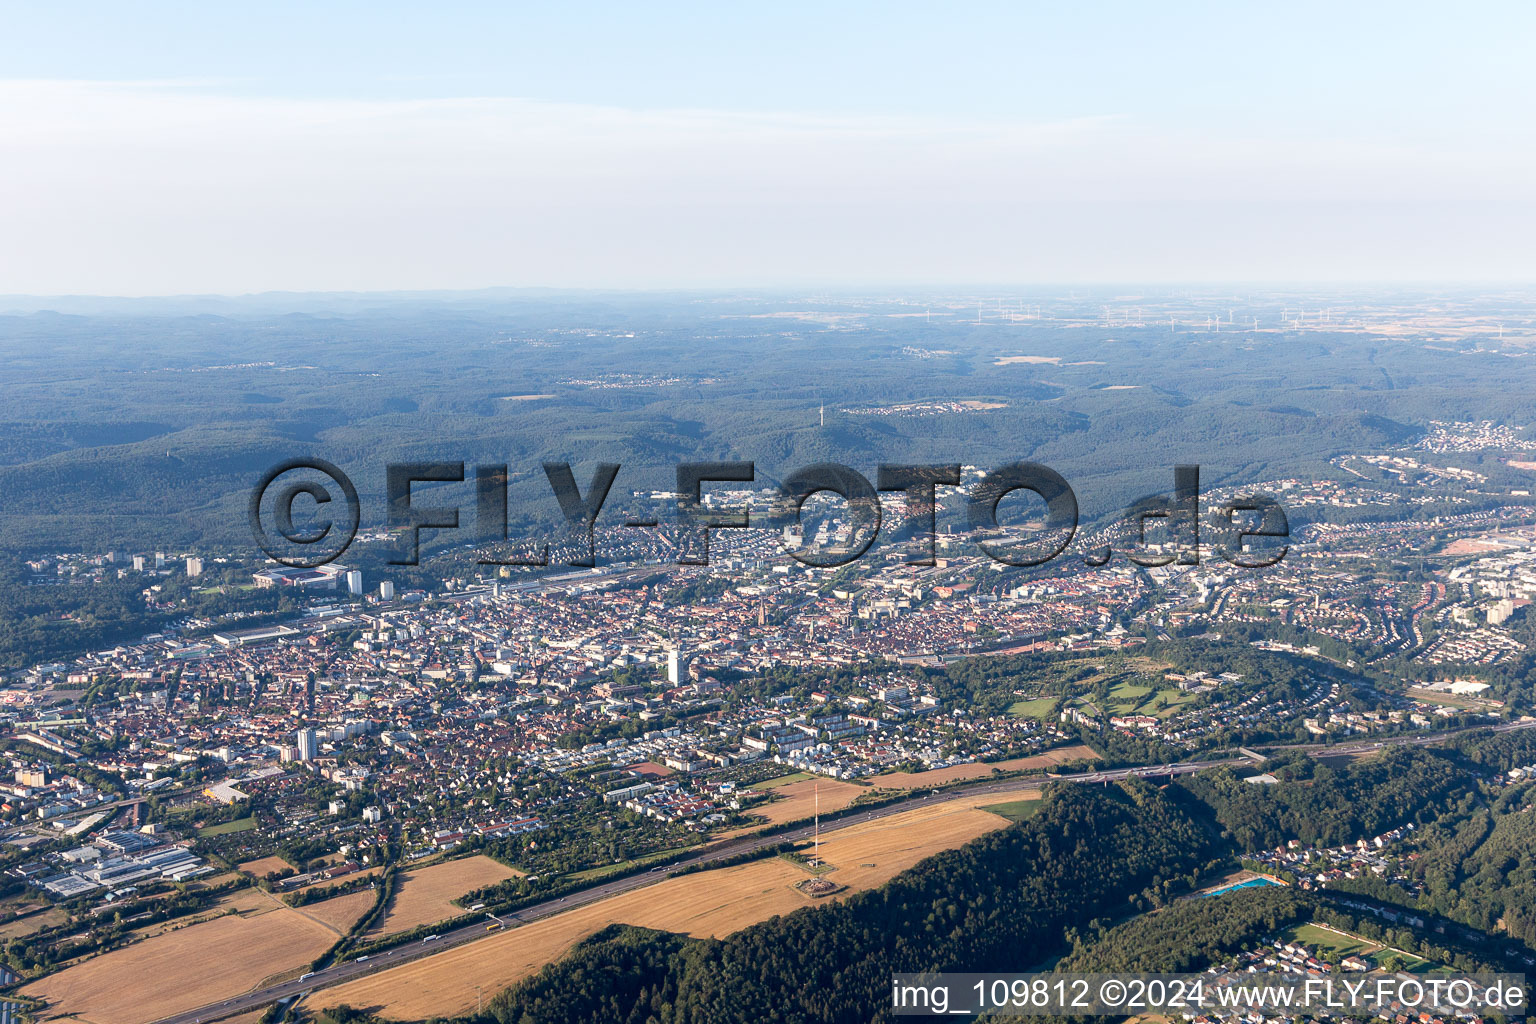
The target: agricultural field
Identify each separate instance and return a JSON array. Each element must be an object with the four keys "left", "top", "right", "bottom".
[
  {"left": 320, "top": 859, "right": 816, "bottom": 1020},
  {"left": 368, "top": 855, "right": 522, "bottom": 937},
  {"left": 868, "top": 744, "right": 1097, "bottom": 788},
  {"left": 318, "top": 785, "right": 1043, "bottom": 1020},
  {"left": 749, "top": 779, "right": 865, "bottom": 825},
  {"left": 297, "top": 888, "right": 377, "bottom": 933},
  {"left": 0, "top": 905, "right": 67, "bottom": 940},
  {"left": 21, "top": 888, "right": 356, "bottom": 1024},
  {"left": 191, "top": 870, "right": 245, "bottom": 890},
  {"left": 118, "top": 887, "right": 275, "bottom": 943},
  {"left": 809, "top": 787, "right": 1041, "bottom": 890},
  {"left": 237, "top": 855, "right": 293, "bottom": 879}
]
